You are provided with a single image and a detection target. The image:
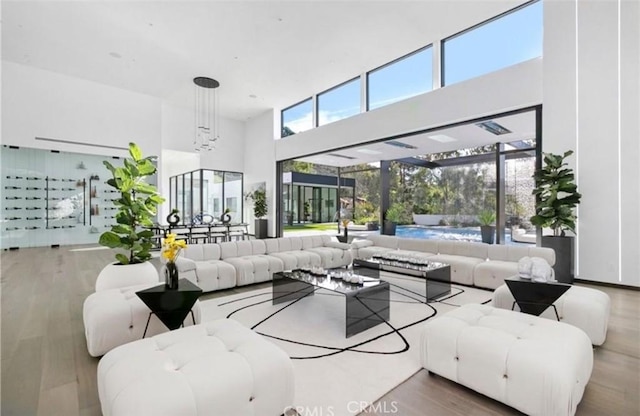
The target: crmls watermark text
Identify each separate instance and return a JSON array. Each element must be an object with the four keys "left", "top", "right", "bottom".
[{"left": 285, "top": 401, "right": 399, "bottom": 416}]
